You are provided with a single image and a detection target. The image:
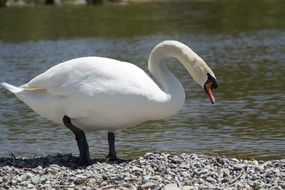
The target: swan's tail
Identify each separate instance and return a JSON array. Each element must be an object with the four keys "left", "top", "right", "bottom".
[{"left": 1, "top": 82, "right": 23, "bottom": 94}]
